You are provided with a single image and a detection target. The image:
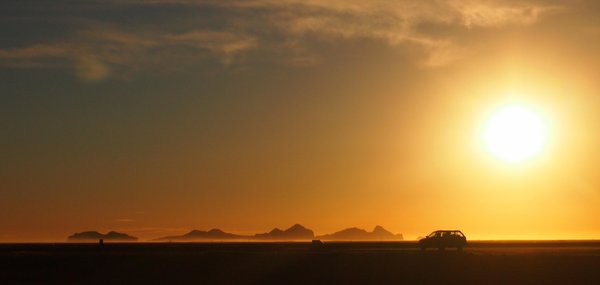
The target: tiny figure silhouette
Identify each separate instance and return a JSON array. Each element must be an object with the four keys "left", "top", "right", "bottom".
[{"left": 418, "top": 230, "right": 466, "bottom": 251}]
